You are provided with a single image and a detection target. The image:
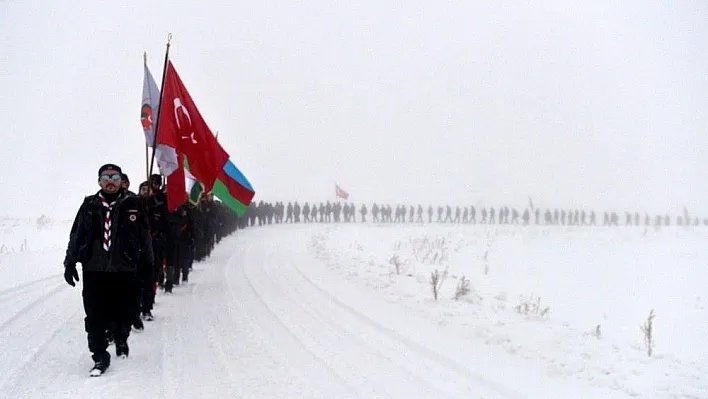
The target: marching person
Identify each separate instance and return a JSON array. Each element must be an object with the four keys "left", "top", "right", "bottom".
[
  {"left": 120, "top": 173, "right": 134, "bottom": 195},
  {"left": 172, "top": 201, "right": 196, "bottom": 285},
  {"left": 138, "top": 180, "right": 159, "bottom": 321},
  {"left": 63, "top": 164, "right": 153, "bottom": 376},
  {"left": 147, "top": 174, "right": 170, "bottom": 294}
]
